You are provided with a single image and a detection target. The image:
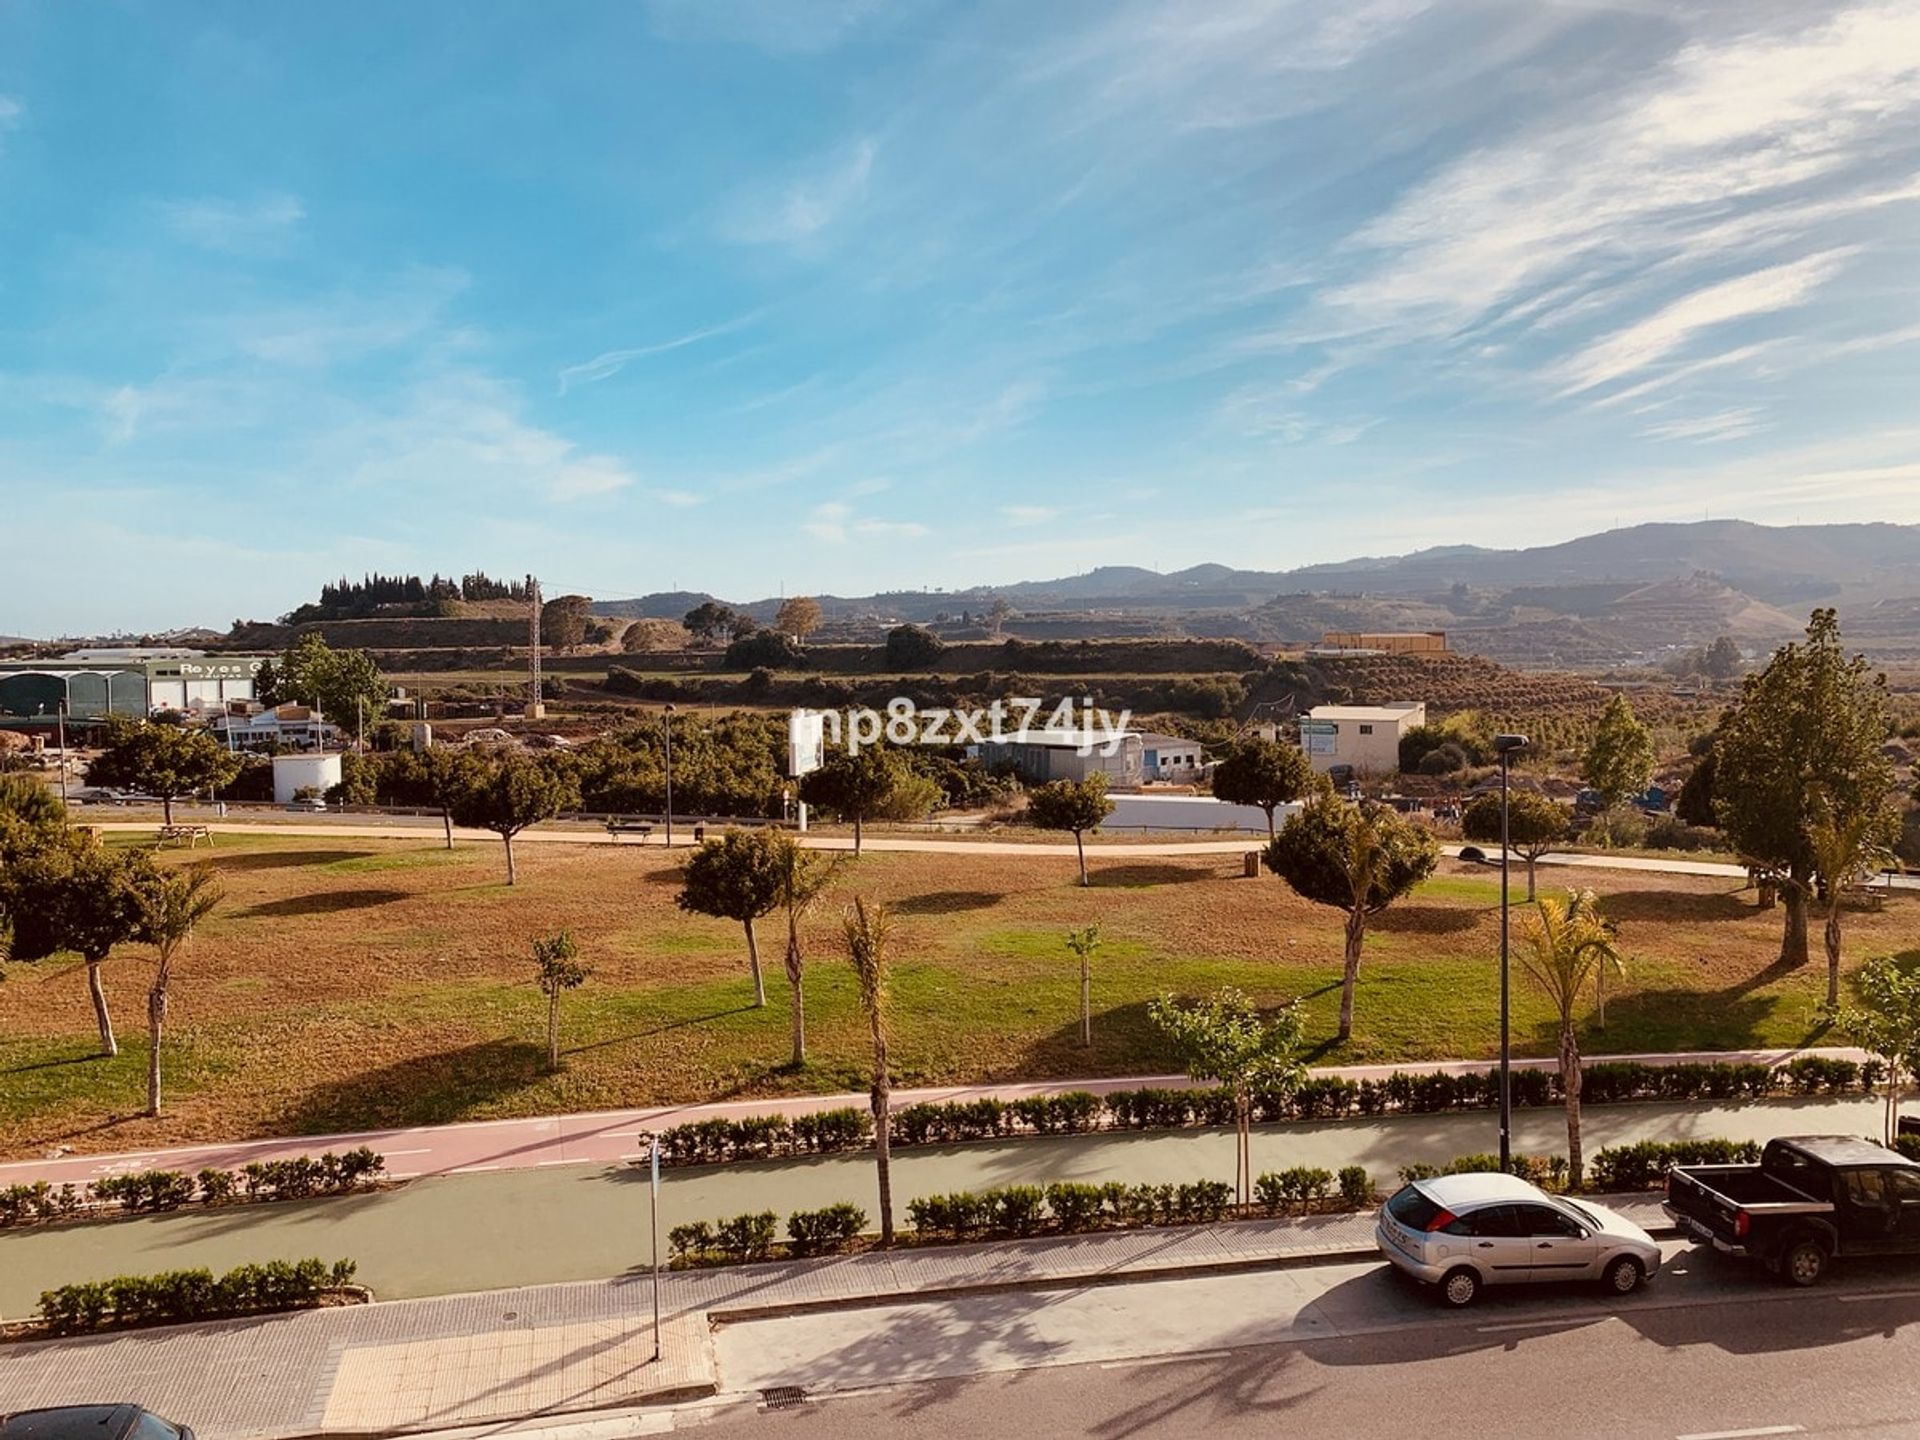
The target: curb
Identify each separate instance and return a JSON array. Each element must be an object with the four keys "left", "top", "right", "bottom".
[
  {"left": 704, "top": 1224, "right": 1684, "bottom": 1327},
  {"left": 285, "top": 1383, "right": 724, "bottom": 1440}
]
